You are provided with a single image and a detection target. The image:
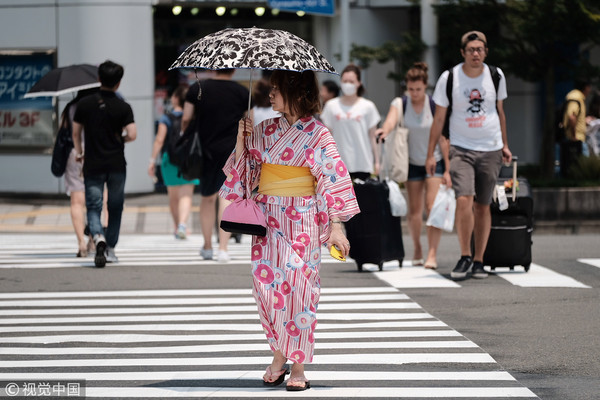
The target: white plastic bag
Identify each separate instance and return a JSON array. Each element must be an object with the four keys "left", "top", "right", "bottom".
[
  {"left": 386, "top": 180, "right": 407, "bottom": 217},
  {"left": 426, "top": 184, "right": 456, "bottom": 232}
]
